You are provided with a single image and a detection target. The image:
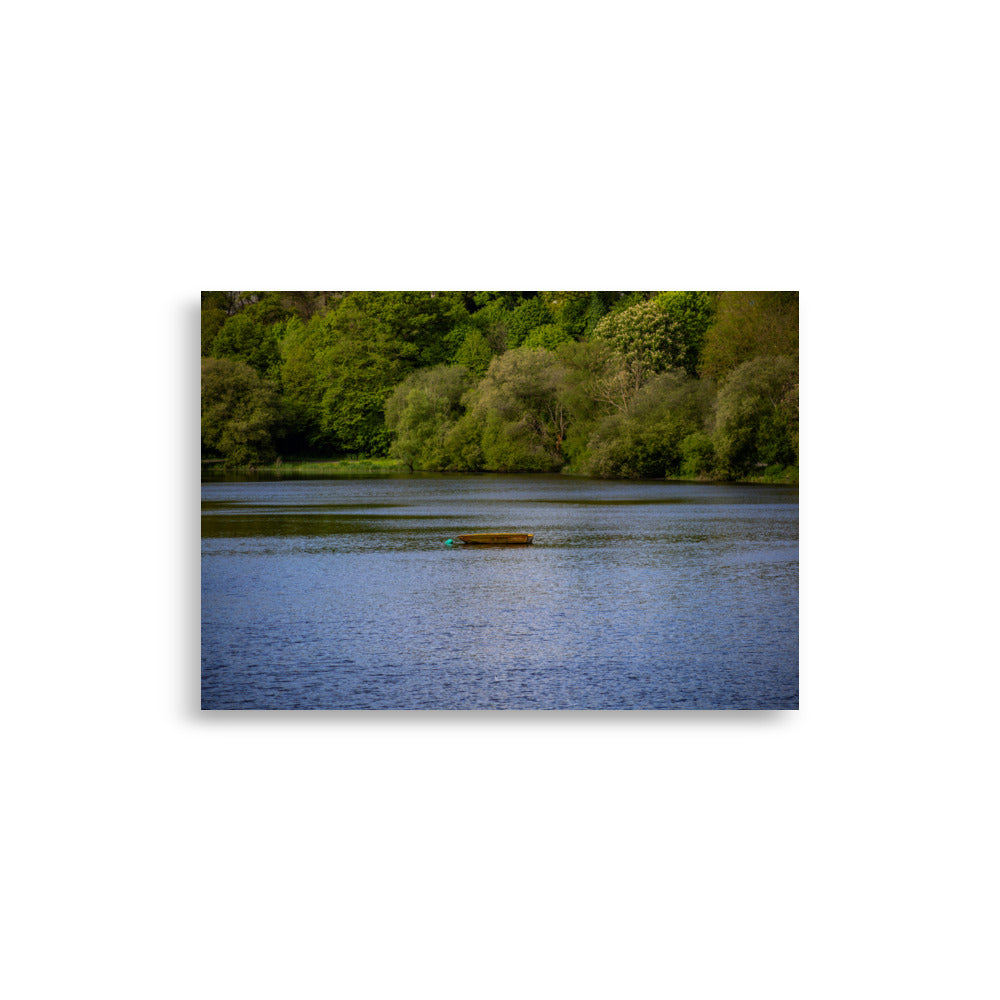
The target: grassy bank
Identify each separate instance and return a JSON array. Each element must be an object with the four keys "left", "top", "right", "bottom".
[
  {"left": 744, "top": 464, "right": 799, "bottom": 485},
  {"left": 203, "top": 457, "right": 797, "bottom": 484},
  {"left": 202, "top": 457, "right": 410, "bottom": 475}
]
